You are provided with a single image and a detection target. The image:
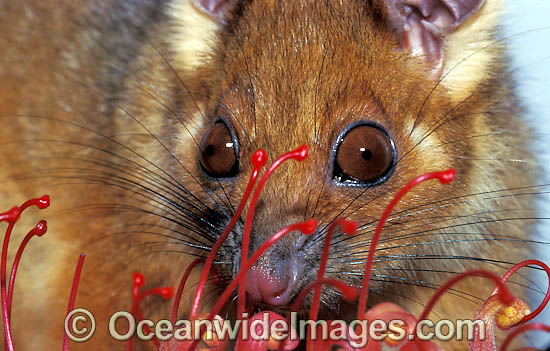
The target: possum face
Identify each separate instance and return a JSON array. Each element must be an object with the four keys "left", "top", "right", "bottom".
[{"left": 167, "top": 0, "right": 535, "bottom": 316}]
